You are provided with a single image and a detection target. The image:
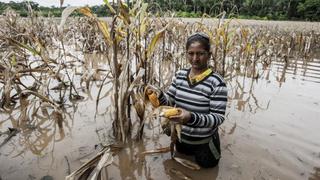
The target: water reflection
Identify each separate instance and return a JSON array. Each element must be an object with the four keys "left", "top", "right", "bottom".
[
  {"left": 3, "top": 105, "right": 67, "bottom": 156},
  {"left": 274, "top": 57, "right": 320, "bottom": 84},
  {"left": 228, "top": 75, "right": 270, "bottom": 113},
  {"left": 0, "top": 51, "right": 111, "bottom": 158},
  {"left": 227, "top": 54, "right": 320, "bottom": 114},
  {"left": 163, "top": 157, "right": 219, "bottom": 180},
  {"left": 106, "top": 140, "right": 148, "bottom": 179}
]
